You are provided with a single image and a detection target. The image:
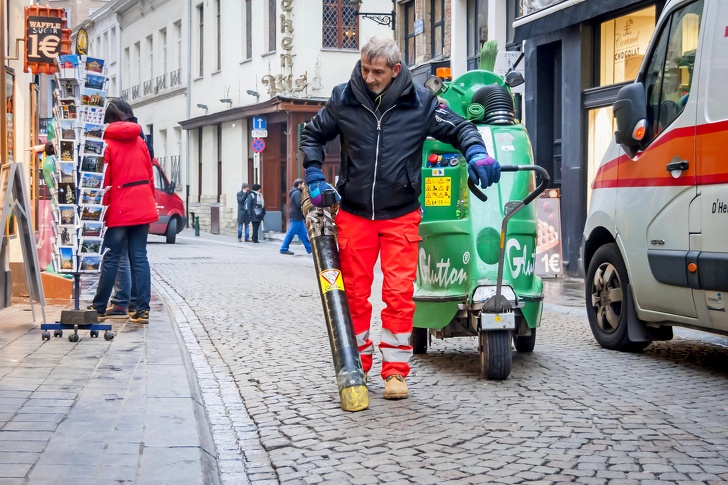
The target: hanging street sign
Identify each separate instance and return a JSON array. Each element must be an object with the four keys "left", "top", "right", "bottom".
[{"left": 251, "top": 138, "right": 266, "bottom": 153}]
